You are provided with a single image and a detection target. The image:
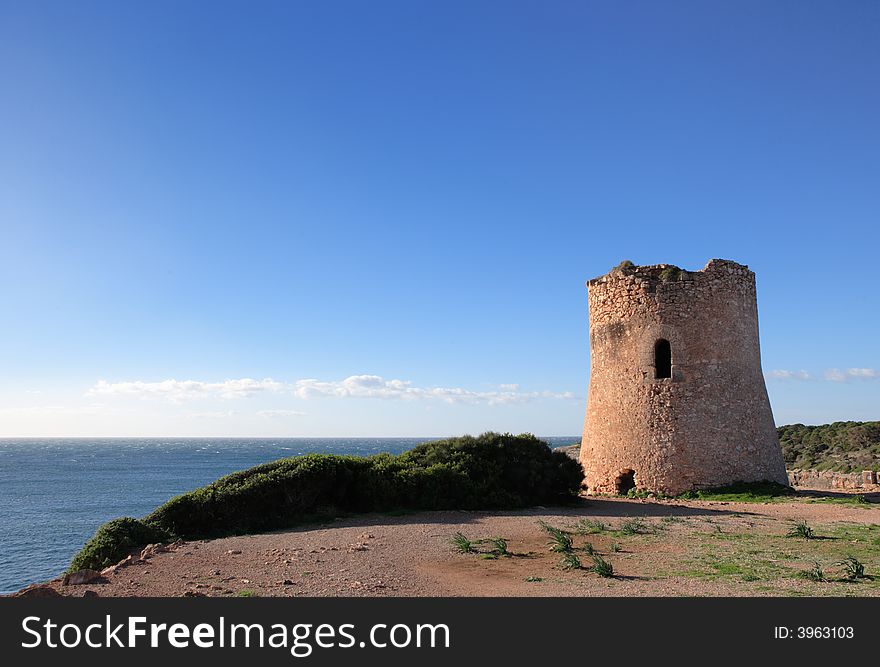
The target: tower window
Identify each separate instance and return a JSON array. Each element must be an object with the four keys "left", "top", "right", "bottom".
[{"left": 655, "top": 339, "right": 672, "bottom": 379}]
